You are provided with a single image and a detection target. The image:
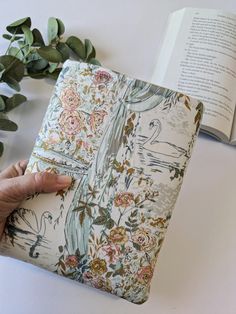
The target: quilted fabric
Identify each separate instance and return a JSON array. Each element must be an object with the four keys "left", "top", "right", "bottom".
[{"left": 0, "top": 61, "right": 203, "bottom": 304}]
